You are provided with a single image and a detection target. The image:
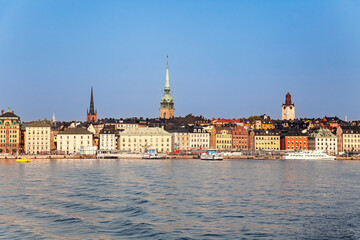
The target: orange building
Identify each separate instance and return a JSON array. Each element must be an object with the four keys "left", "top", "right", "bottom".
[
  {"left": 232, "top": 126, "right": 248, "bottom": 150},
  {"left": 280, "top": 131, "right": 308, "bottom": 151},
  {"left": 0, "top": 108, "right": 21, "bottom": 154},
  {"left": 211, "top": 118, "right": 241, "bottom": 126}
]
